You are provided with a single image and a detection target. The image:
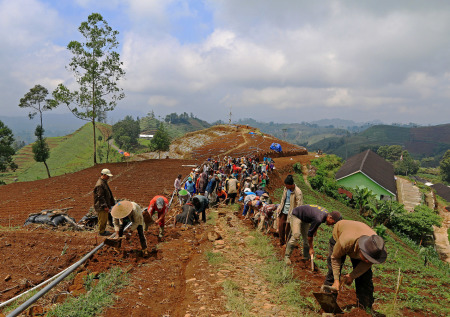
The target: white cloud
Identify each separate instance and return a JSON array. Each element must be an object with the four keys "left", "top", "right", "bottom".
[{"left": 147, "top": 95, "right": 178, "bottom": 107}]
